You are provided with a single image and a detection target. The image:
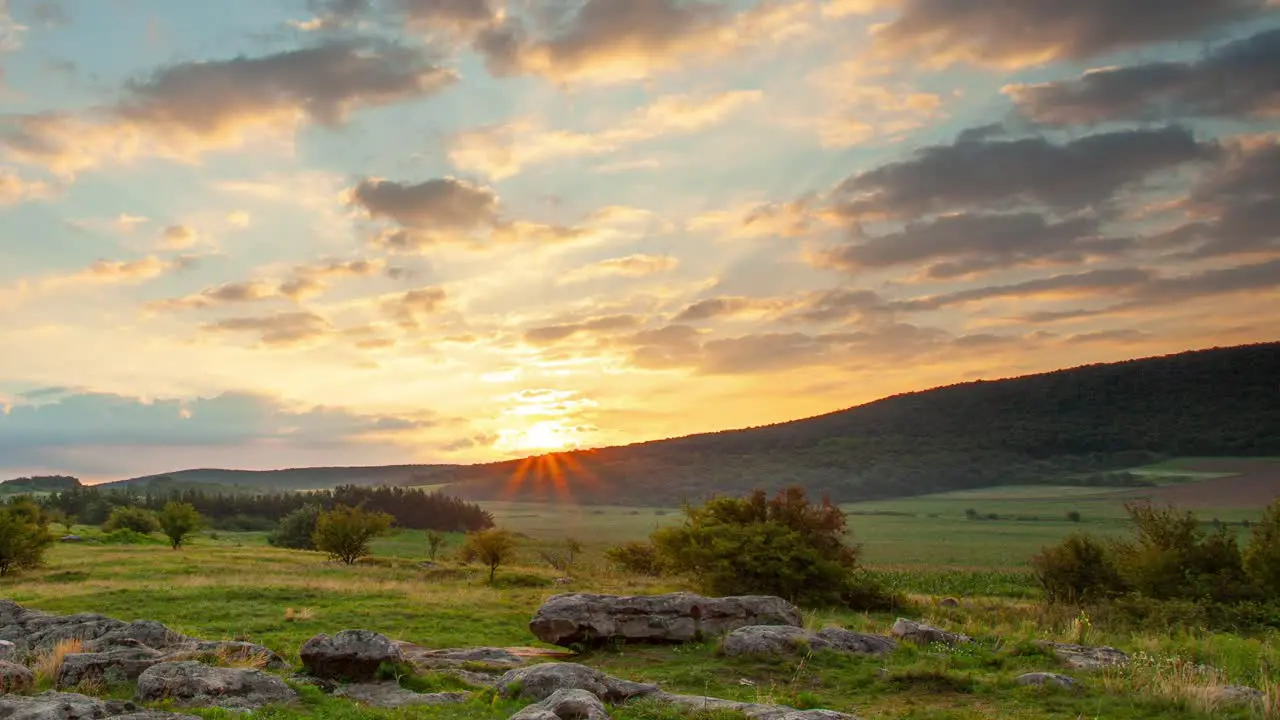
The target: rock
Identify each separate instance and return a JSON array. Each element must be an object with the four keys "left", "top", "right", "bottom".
[
  {"left": 135, "top": 661, "right": 298, "bottom": 710},
  {"left": 721, "top": 626, "right": 894, "bottom": 658},
  {"left": 55, "top": 647, "right": 165, "bottom": 689},
  {"left": 938, "top": 598, "right": 960, "bottom": 608},
  {"left": 1215, "top": 685, "right": 1264, "bottom": 705},
  {"left": 59, "top": 536, "right": 82, "bottom": 543},
  {"left": 107, "top": 714, "right": 203, "bottom": 720},
  {"left": 301, "top": 630, "right": 404, "bottom": 681},
  {"left": 1033, "top": 642, "right": 1128, "bottom": 670},
  {"left": 890, "top": 619, "right": 971, "bottom": 647},
  {"left": 496, "top": 663, "right": 660, "bottom": 702},
  {"left": 657, "top": 693, "right": 859, "bottom": 720},
  {"left": 400, "top": 644, "right": 527, "bottom": 669},
  {"left": 511, "top": 689, "right": 610, "bottom": 720},
  {"left": 0, "top": 660, "right": 35, "bottom": 693},
  {"left": 0, "top": 640, "right": 16, "bottom": 662},
  {"left": 1014, "top": 672, "right": 1080, "bottom": 689},
  {"left": 334, "top": 682, "right": 469, "bottom": 709},
  {"left": 0, "top": 602, "right": 283, "bottom": 671},
  {"left": 0, "top": 691, "right": 139, "bottom": 719},
  {"left": 529, "top": 592, "right": 802, "bottom": 647}
]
